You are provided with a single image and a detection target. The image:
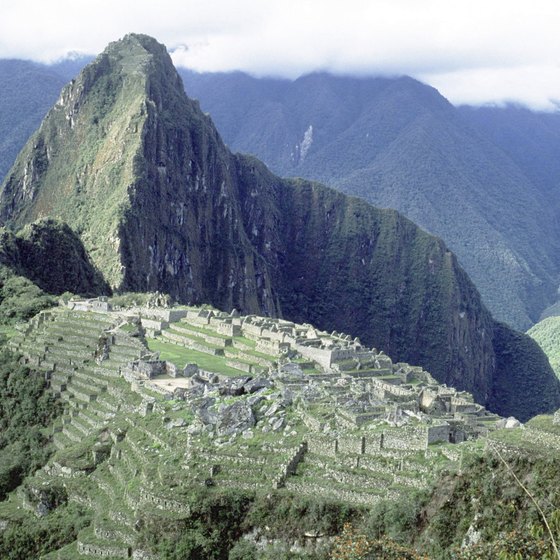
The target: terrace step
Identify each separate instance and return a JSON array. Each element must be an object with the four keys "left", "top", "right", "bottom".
[
  {"left": 76, "top": 525, "right": 131, "bottom": 559},
  {"left": 53, "top": 431, "right": 76, "bottom": 451},
  {"left": 62, "top": 423, "right": 85, "bottom": 443},
  {"left": 160, "top": 330, "right": 224, "bottom": 356}
]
